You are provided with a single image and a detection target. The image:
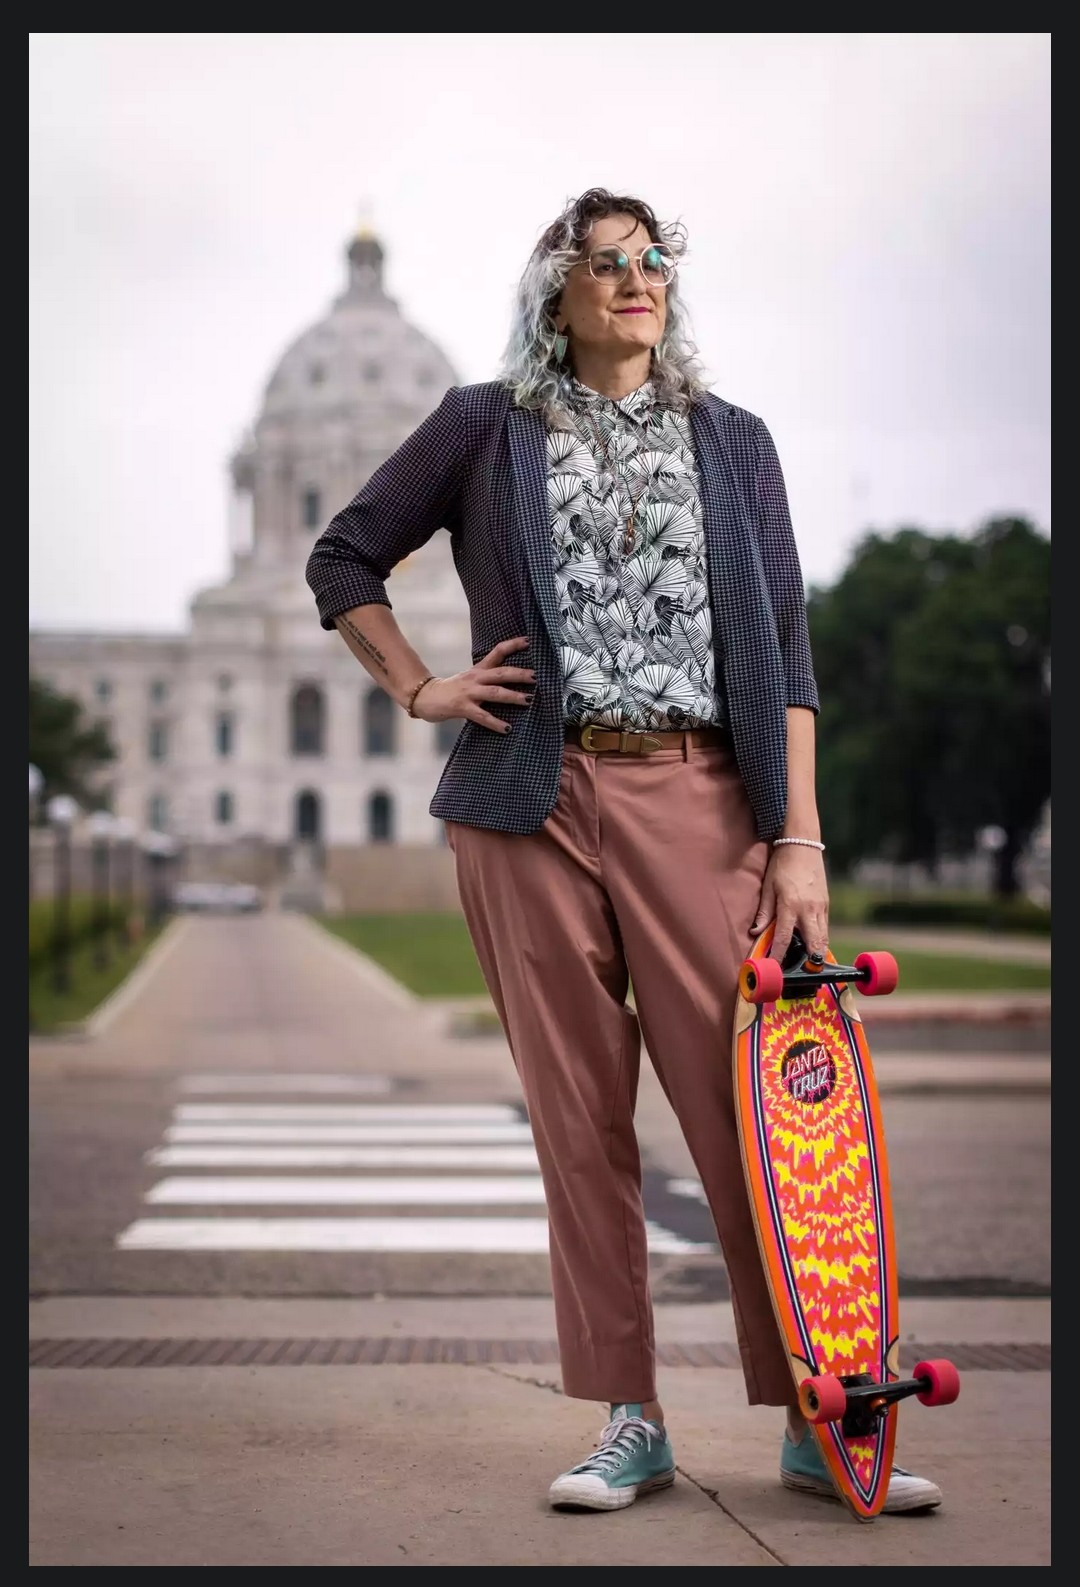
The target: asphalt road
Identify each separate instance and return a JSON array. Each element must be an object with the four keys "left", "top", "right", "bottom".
[{"left": 28, "top": 914, "right": 1051, "bottom": 1303}]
